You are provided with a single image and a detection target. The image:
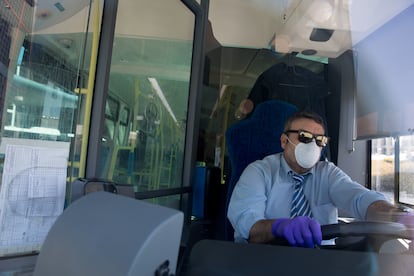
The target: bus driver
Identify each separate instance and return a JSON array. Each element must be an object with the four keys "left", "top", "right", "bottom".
[{"left": 228, "top": 111, "right": 414, "bottom": 247}]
